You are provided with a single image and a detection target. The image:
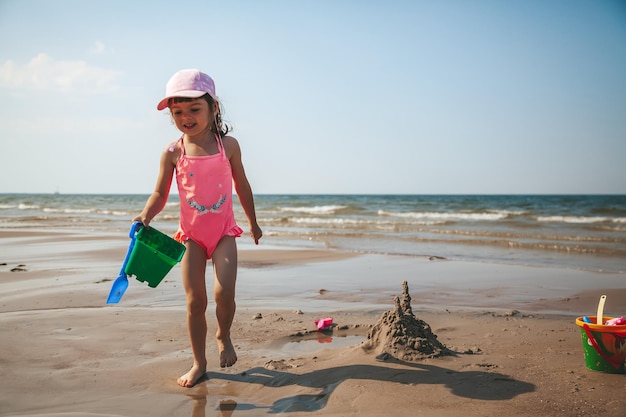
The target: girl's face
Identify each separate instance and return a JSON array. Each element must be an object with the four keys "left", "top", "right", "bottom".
[{"left": 170, "top": 98, "right": 214, "bottom": 136}]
